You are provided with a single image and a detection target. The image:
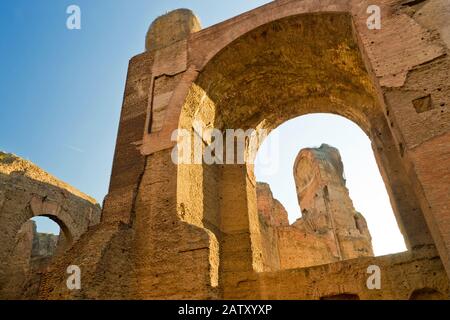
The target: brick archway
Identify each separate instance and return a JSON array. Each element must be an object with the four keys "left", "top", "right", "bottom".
[{"left": 38, "top": 0, "right": 450, "bottom": 300}]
